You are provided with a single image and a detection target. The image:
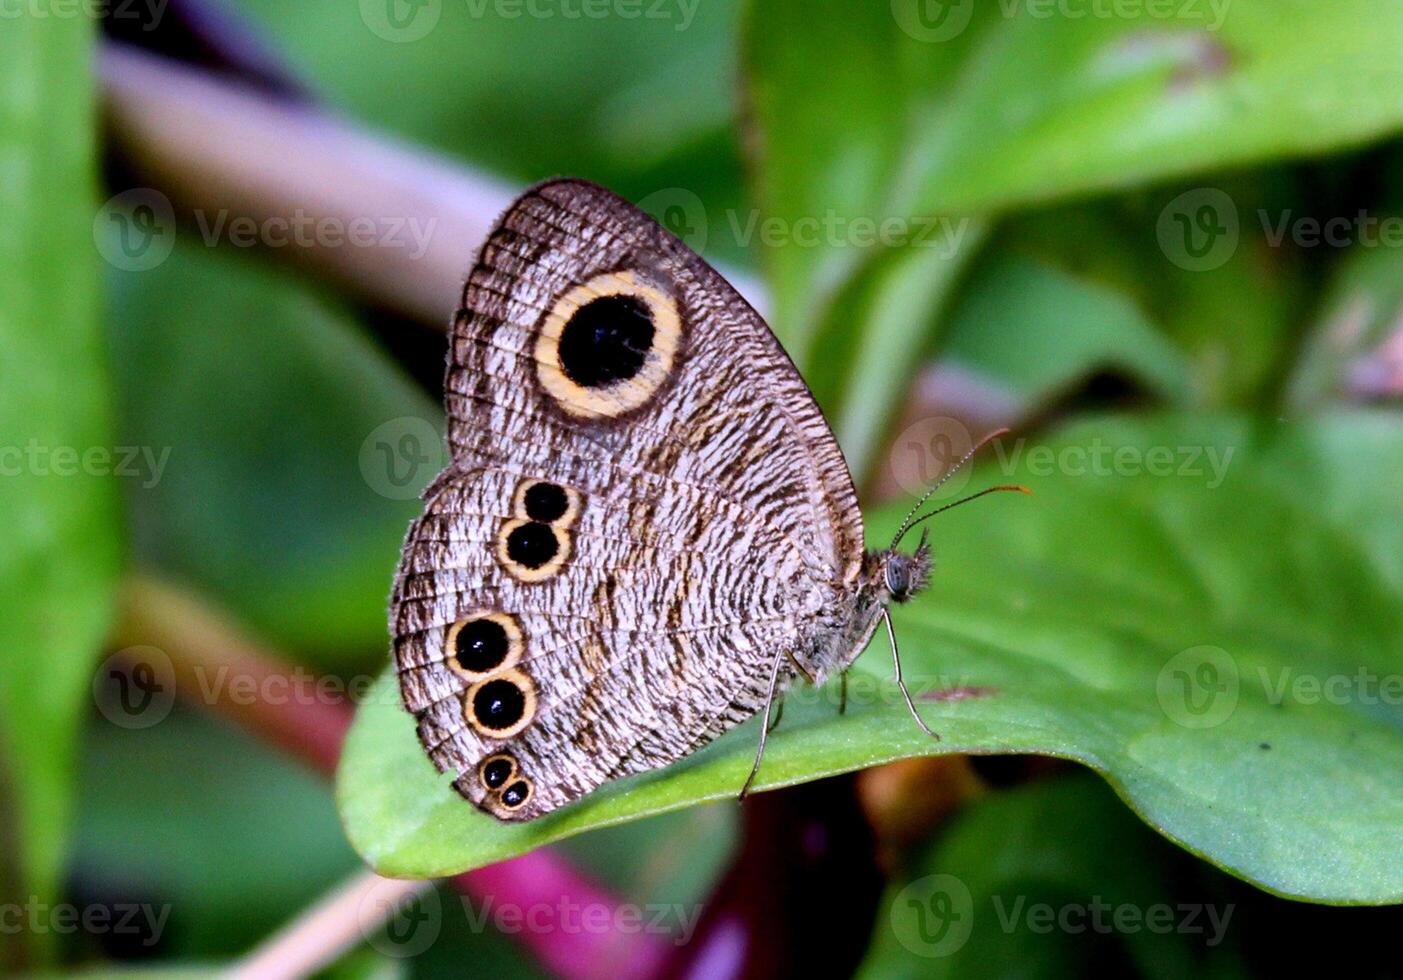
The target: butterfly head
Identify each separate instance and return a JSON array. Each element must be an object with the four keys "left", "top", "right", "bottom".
[{"left": 878, "top": 530, "right": 933, "bottom": 604}]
